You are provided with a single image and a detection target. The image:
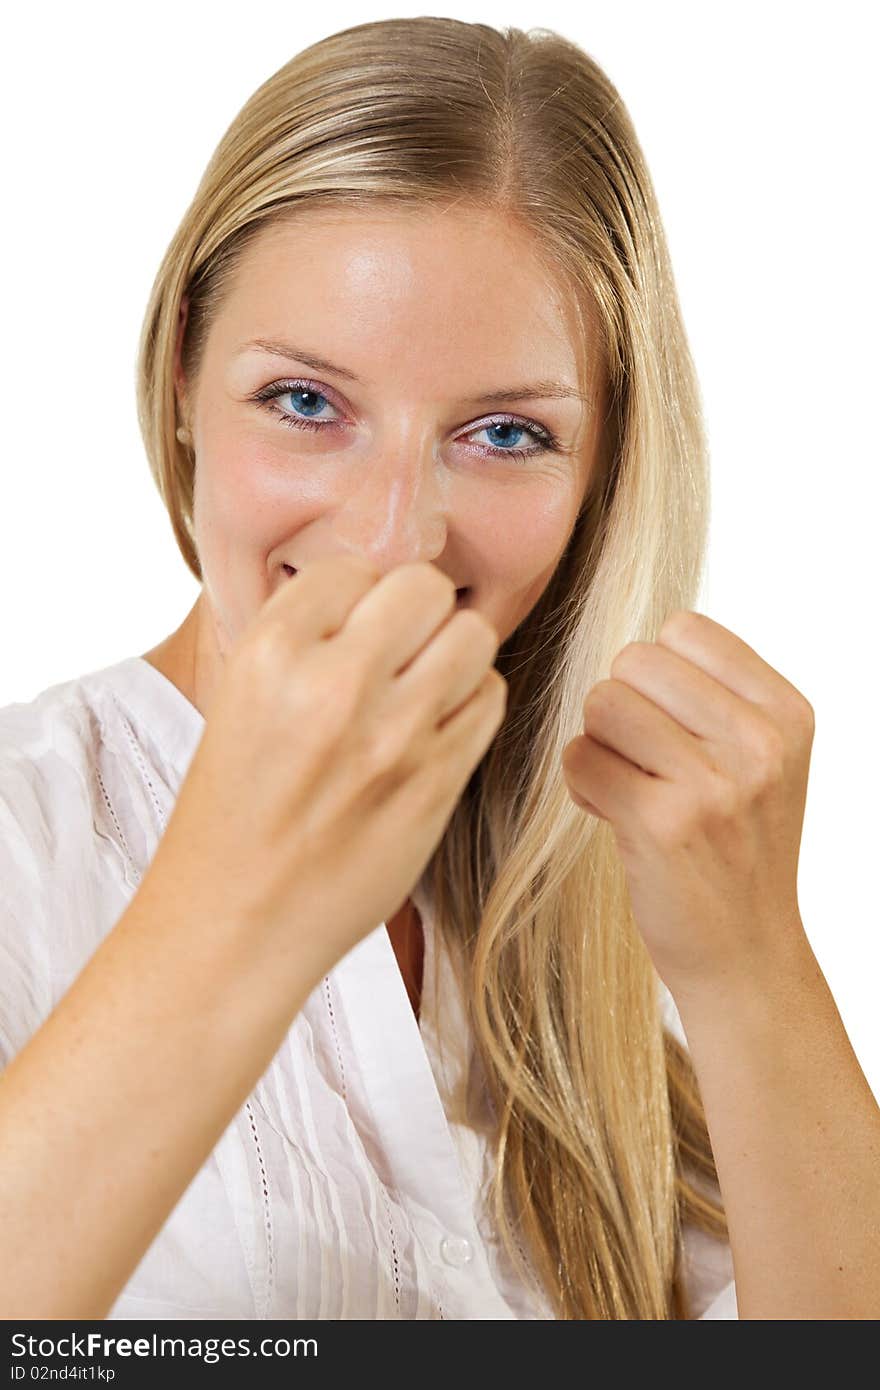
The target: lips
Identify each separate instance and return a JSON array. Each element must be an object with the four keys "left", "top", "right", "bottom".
[{"left": 282, "top": 563, "right": 470, "bottom": 603}]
